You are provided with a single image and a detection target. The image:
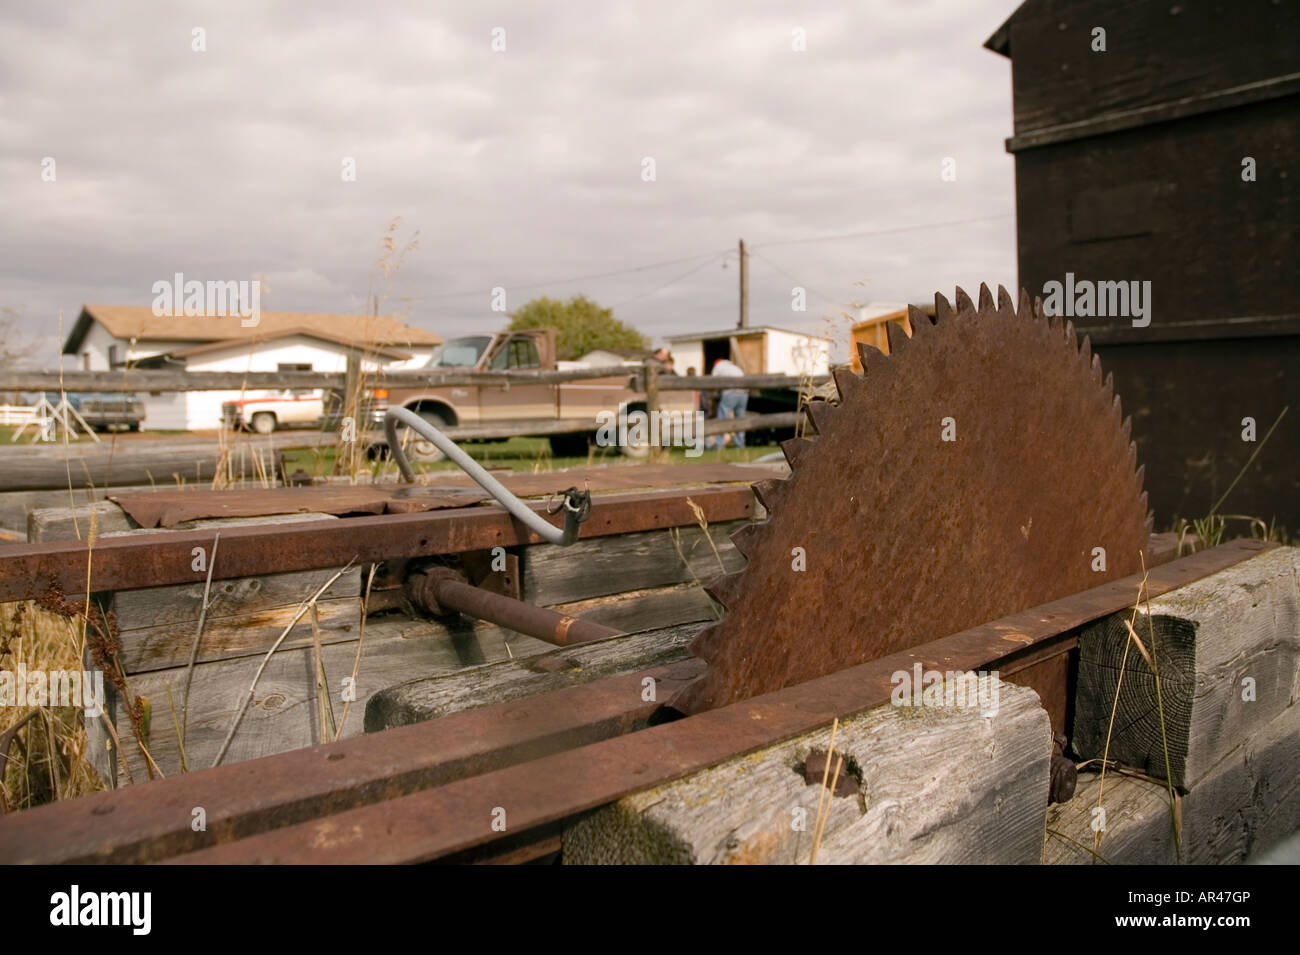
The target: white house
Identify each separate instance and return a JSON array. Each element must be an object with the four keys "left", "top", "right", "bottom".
[
  {"left": 571, "top": 348, "right": 656, "bottom": 368},
  {"left": 62, "top": 305, "right": 442, "bottom": 430},
  {"left": 664, "top": 326, "right": 832, "bottom": 378}
]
